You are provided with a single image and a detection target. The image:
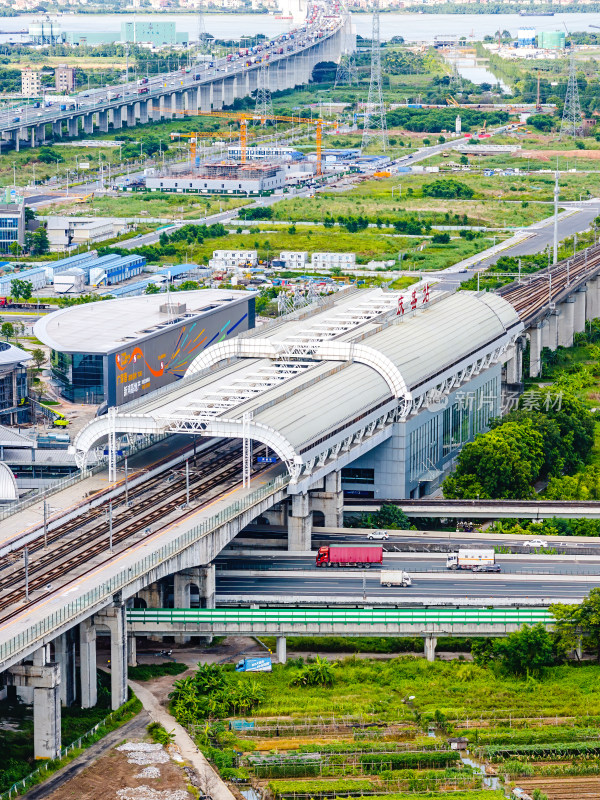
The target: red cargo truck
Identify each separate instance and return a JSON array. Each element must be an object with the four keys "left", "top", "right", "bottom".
[{"left": 316, "top": 546, "right": 383, "bottom": 568}]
